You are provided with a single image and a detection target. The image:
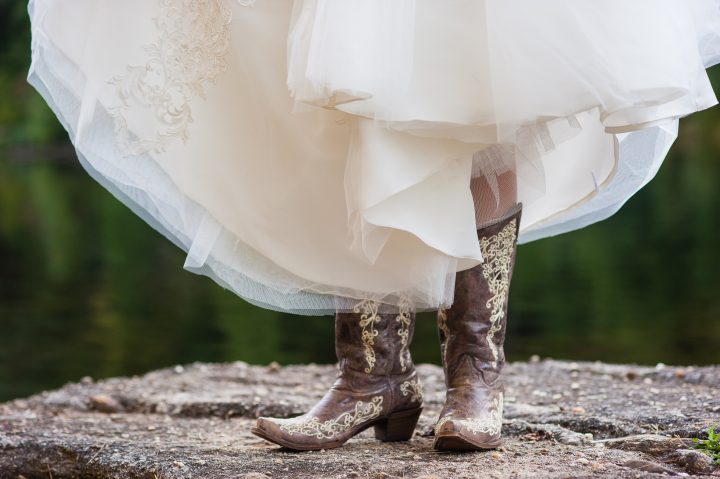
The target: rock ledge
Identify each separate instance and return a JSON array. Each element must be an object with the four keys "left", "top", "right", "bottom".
[{"left": 1, "top": 359, "right": 719, "bottom": 478}]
